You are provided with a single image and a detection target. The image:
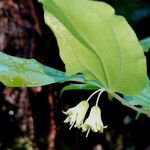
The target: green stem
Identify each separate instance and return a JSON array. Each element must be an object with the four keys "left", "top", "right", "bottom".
[{"left": 108, "top": 91, "right": 150, "bottom": 116}]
